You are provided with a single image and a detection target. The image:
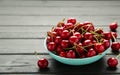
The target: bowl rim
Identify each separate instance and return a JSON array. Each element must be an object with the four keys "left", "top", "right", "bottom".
[{"left": 44, "top": 38, "right": 109, "bottom": 60}]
